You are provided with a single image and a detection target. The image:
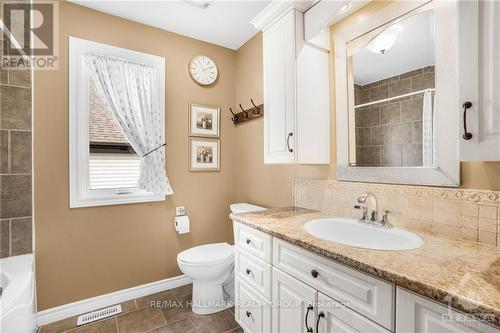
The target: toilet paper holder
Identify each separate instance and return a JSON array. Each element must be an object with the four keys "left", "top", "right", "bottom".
[{"left": 175, "top": 215, "right": 190, "bottom": 234}]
